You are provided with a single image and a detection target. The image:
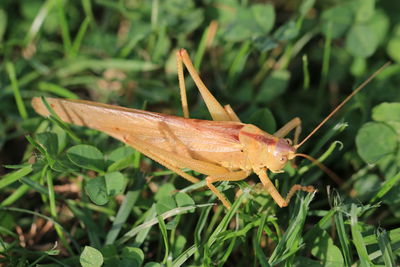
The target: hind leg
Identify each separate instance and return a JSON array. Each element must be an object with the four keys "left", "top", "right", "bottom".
[{"left": 176, "top": 49, "right": 237, "bottom": 122}]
